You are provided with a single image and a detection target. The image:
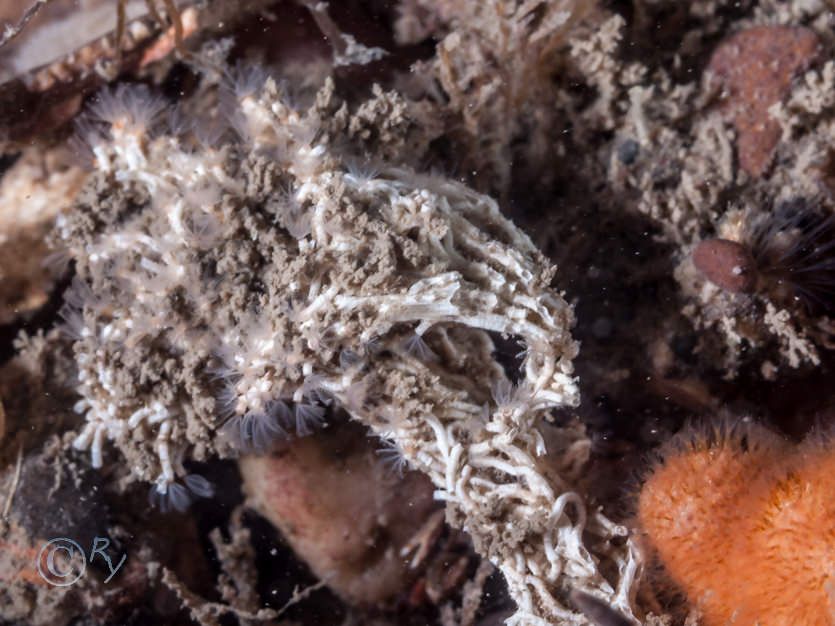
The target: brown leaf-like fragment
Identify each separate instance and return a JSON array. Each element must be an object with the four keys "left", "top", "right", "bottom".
[{"left": 707, "top": 26, "right": 821, "bottom": 177}]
